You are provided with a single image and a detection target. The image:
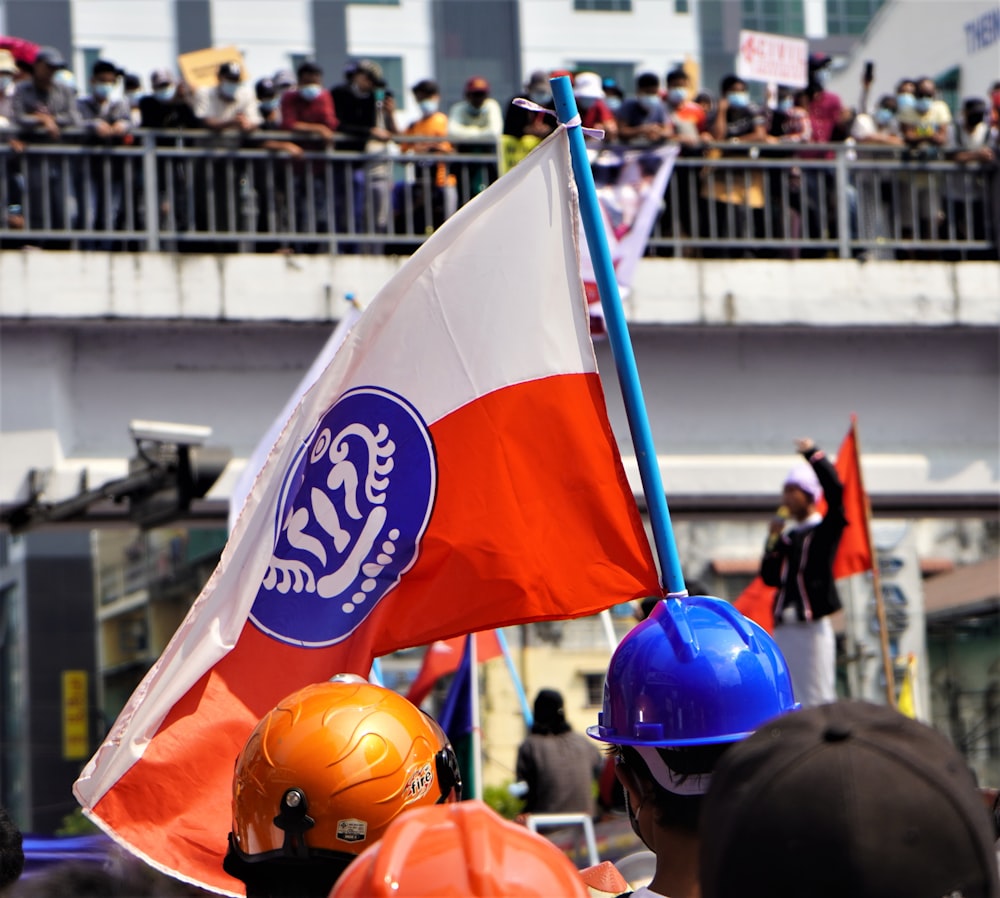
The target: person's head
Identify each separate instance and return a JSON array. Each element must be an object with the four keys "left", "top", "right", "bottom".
[
  {"left": 720, "top": 74, "right": 749, "bottom": 108},
  {"left": 89, "top": 58, "right": 120, "bottom": 102},
  {"left": 896, "top": 77, "right": 917, "bottom": 113},
  {"left": 31, "top": 45, "right": 67, "bottom": 88},
  {"left": 875, "top": 93, "right": 898, "bottom": 127},
  {"left": 123, "top": 71, "right": 141, "bottom": 105},
  {"left": 0, "top": 805, "right": 23, "bottom": 891},
  {"left": 603, "top": 78, "right": 624, "bottom": 111},
  {"left": 464, "top": 75, "right": 491, "bottom": 107},
  {"left": 588, "top": 597, "right": 797, "bottom": 850},
  {"left": 573, "top": 71, "right": 604, "bottom": 111},
  {"left": 962, "top": 96, "right": 989, "bottom": 132},
  {"left": 274, "top": 69, "right": 296, "bottom": 95},
  {"left": 329, "top": 800, "right": 590, "bottom": 898},
  {"left": 293, "top": 62, "right": 324, "bottom": 103},
  {"left": 531, "top": 688, "right": 571, "bottom": 736},
  {"left": 350, "top": 59, "right": 384, "bottom": 97},
  {"left": 217, "top": 61, "right": 243, "bottom": 100},
  {"left": 699, "top": 700, "right": 1000, "bottom": 898},
  {"left": 411, "top": 78, "right": 440, "bottom": 116},
  {"left": 223, "top": 676, "right": 461, "bottom": 898},
  {"left": 635, "top": 71, "right": 661, "bottom": 101},
  {"left": 915, "top": 77, "right": 937, "bottom": 115},
  {"left": 150, "top": 69, "right": 176, "bottom": 103},
  {"left": 782, "top": 461, "right": 822, "bottom": 520},
  {"left": 255, "top": 78, "right": 279, "bottom": 113},
  {"left": 665, "top": 67, "right": 690, "bottom": 106},
  {"left": 525, "top": 70, "right": 551, "bottom": 106},
  {"left": 808, "top": 52, "right": 833, "bottom": 90},
  {"left": 694, "top": 90, "right": 714, "bottom": 115}
]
